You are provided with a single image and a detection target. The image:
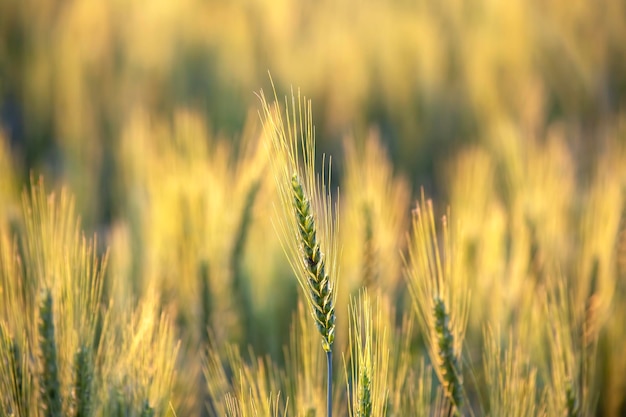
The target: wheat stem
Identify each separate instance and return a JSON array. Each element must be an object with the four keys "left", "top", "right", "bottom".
[
  {"left": 231, "top": 179, "right": 261, "bottom": 342},
  {"left": 327, "top": 351, "right": 333, "bottom": 417}
]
